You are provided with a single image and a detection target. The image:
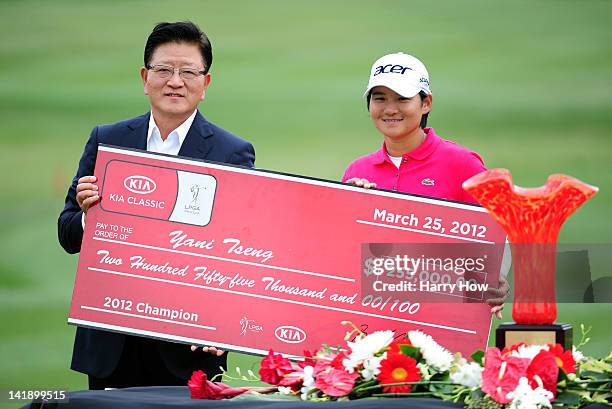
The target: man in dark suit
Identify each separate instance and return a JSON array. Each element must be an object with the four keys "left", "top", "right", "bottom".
[{"left": 58, "top": 21, "right": 254, "bottom": 390}]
